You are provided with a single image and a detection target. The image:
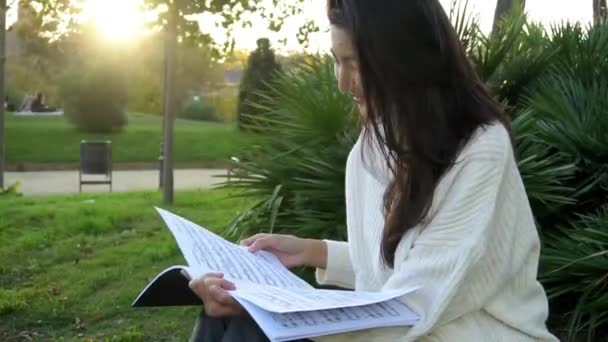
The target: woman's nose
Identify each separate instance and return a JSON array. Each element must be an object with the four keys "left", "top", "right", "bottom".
[{"left": 338, "top": 72, "right": 350, "bottom": 95}]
